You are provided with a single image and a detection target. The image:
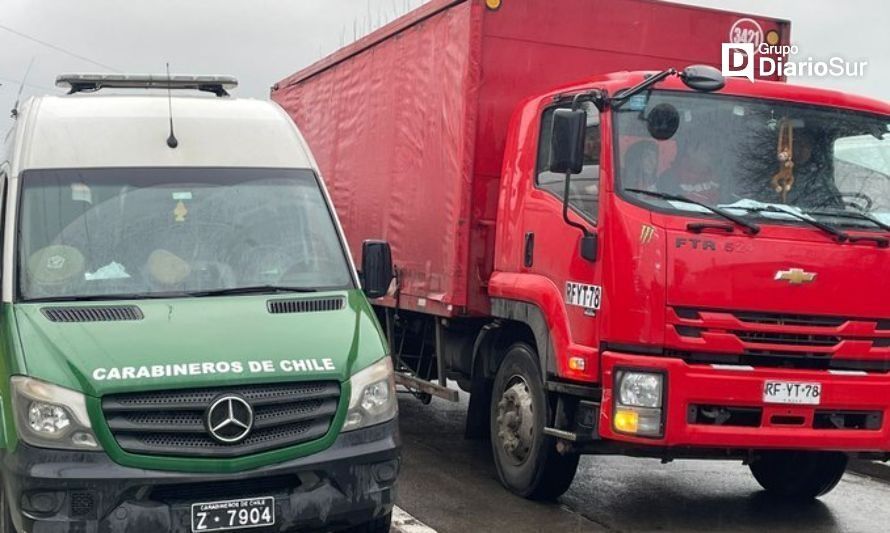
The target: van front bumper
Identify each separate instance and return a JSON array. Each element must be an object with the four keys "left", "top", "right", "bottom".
[
  {"left": 1, "top": 418, "right": 399, "bottom": 533},
  {"left": 599, "top": 352, "right": 890, "bottom": 453}
]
